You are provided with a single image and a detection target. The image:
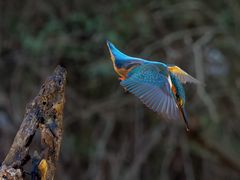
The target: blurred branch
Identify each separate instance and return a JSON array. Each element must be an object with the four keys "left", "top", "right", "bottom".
[
  {"left": 193, "top": 31, "right": 219, "bottom": 122},
  {"left": 189, "top": 130, "right": 240, "bottom": 173},
  {"left": 0, "top": 66, "right": 66, "bottom": 179},
  {"left": 108, "top": 141, "right": 129, "bottom": 180},
  {"left": 159, "top": 127, "right": 178, "bottom": 180},
  {"left": 87, "top": 118, "right": 115, "bottom": 180},
  {"left": 151, "top": 1, "right": 218, "bottom": 22},
  {"left": 181, "top": 134, "right": 195, "bottom": 180},
  {"left": 140, "top": 26, "right": 214, "bottom": 56},
  {"left": 228, "top": 0, "right": 240, "bottom": 38},
  {"left": 121, "top": 124, "right": 167, "bottom": 180}
]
